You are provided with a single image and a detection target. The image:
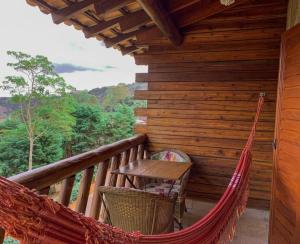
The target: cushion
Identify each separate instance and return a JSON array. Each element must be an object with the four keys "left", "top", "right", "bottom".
[
  {"left": 145, "top": 182, "right": 181, "bottom": 197},
  {"left": 151, "top": 151, "right": 188, "bottom": 162}
]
